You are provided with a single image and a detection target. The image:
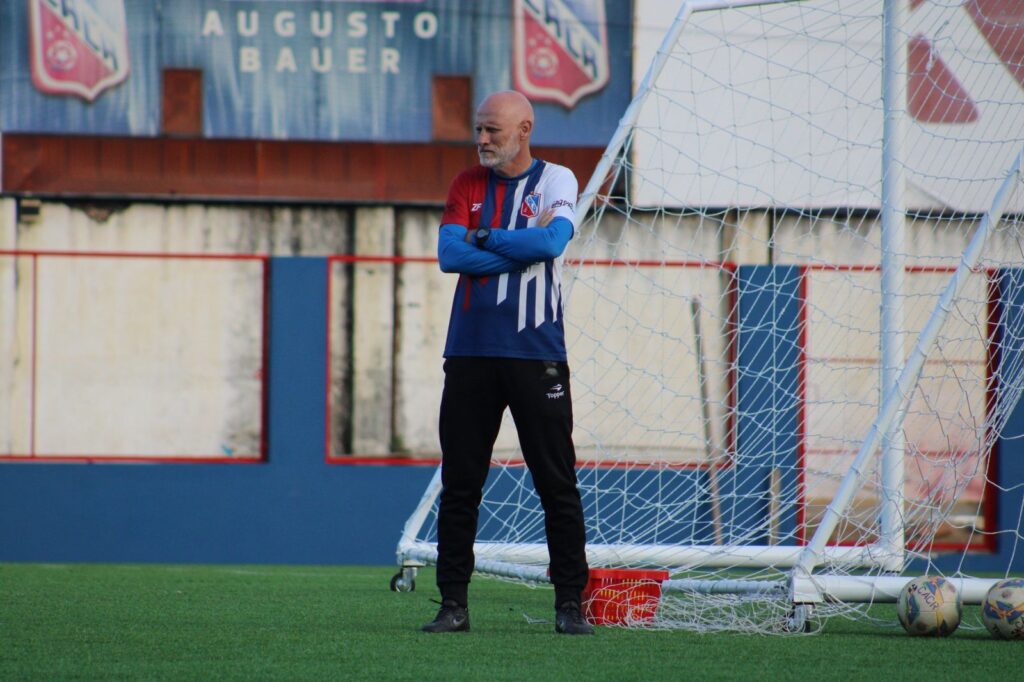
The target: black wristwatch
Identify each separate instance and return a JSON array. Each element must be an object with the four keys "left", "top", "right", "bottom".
[{"left": 474, "top": 227, "right": 491, "bottom": 246}]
